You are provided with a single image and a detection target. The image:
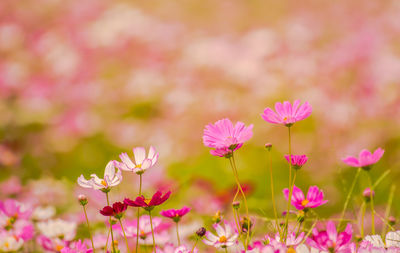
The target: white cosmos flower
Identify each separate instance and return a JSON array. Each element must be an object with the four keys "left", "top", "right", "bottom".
[
  {"left": 32, "top": 206, "right": 56, "bottom": 221},
  {"left": 37, "top": 219, "right": 77, "bottom": 241},
  {"left": 0, "top": 236, "right": 24, "bottom": 252},
  {"left": 115, "top": 146, "right": 159, "bottom": 174},
  {"left": 77, "top": 161, "right": 122, "bottom": 191},
  {"left": 203, "top": 221, "right": 238, "bottom": 249}
]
